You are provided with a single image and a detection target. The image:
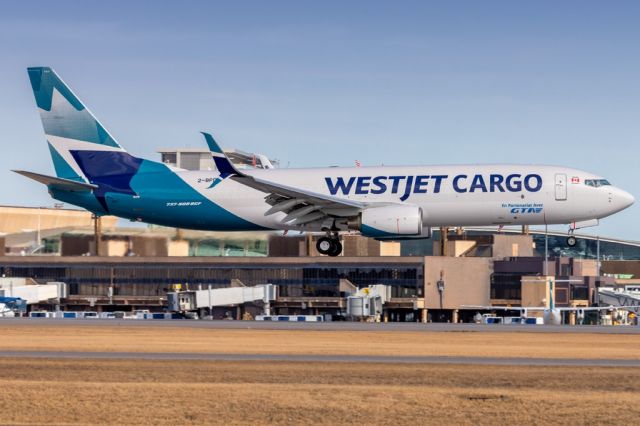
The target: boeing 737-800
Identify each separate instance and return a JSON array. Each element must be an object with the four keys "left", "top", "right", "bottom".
[{"left": 16, "top": 67, "right": 635, "bottom": 256}]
